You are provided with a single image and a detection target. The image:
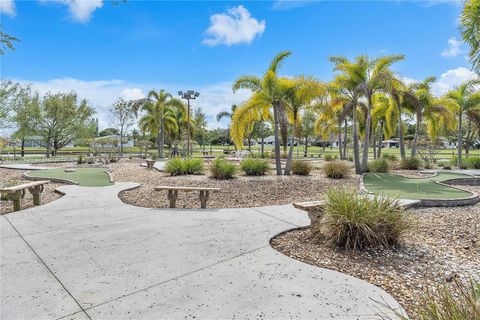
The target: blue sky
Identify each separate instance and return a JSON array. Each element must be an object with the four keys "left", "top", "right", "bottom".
[{"left": 0, "top": 0, "right": 476, "bottom": 129}]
